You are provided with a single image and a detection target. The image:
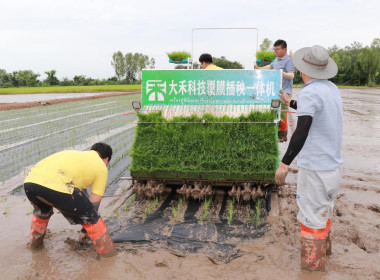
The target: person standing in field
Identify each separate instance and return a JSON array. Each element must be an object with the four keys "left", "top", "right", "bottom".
[
  {"left": 256, "top": 39, "right": 295, "bottom": 142},
  {"left": 23, "top": 142, "right": 117, "bottom": 258},
  {"left": 275, "top": 45, "right": 343, "bottom": 271},
  {"left": 199, "top": 53, "right": 223, "bottom": 69}
]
